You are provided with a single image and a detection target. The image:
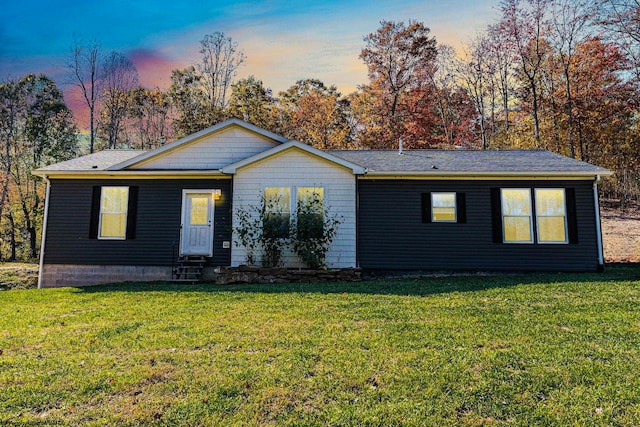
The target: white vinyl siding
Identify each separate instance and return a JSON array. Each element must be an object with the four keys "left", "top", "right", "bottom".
[
  {"left": 232, "top": 148, "right": 356, "bottom": 268},
  {"left": 133, "top": 126, "right": 279, "bottom": 170}
]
